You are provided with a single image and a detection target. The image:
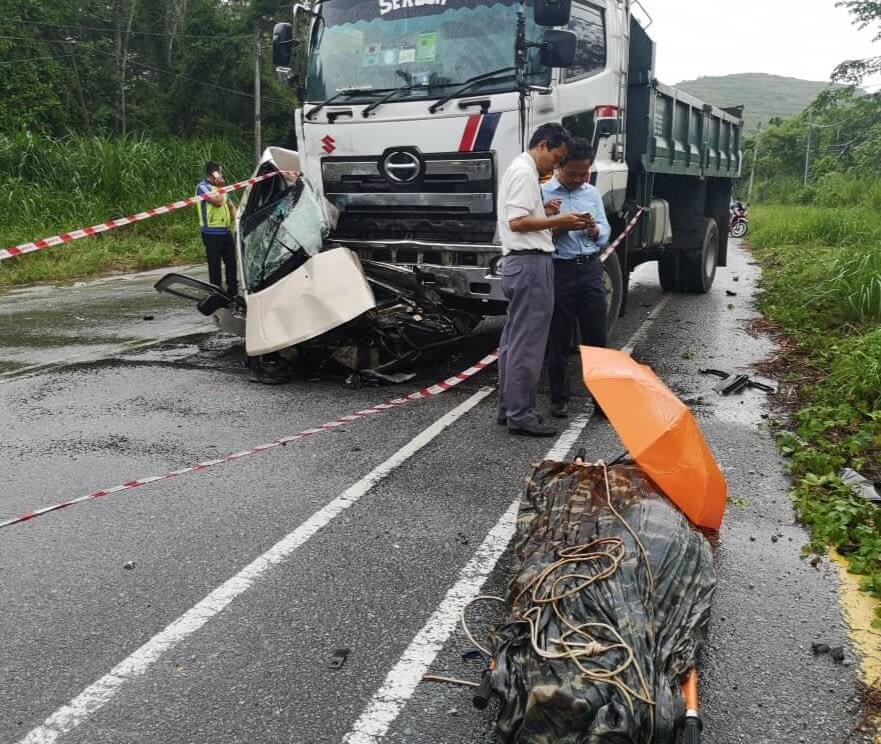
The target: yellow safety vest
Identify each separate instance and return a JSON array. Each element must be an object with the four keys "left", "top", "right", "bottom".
[{"left": 196, "top": 182, "right": 232, "bottom": 232}]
